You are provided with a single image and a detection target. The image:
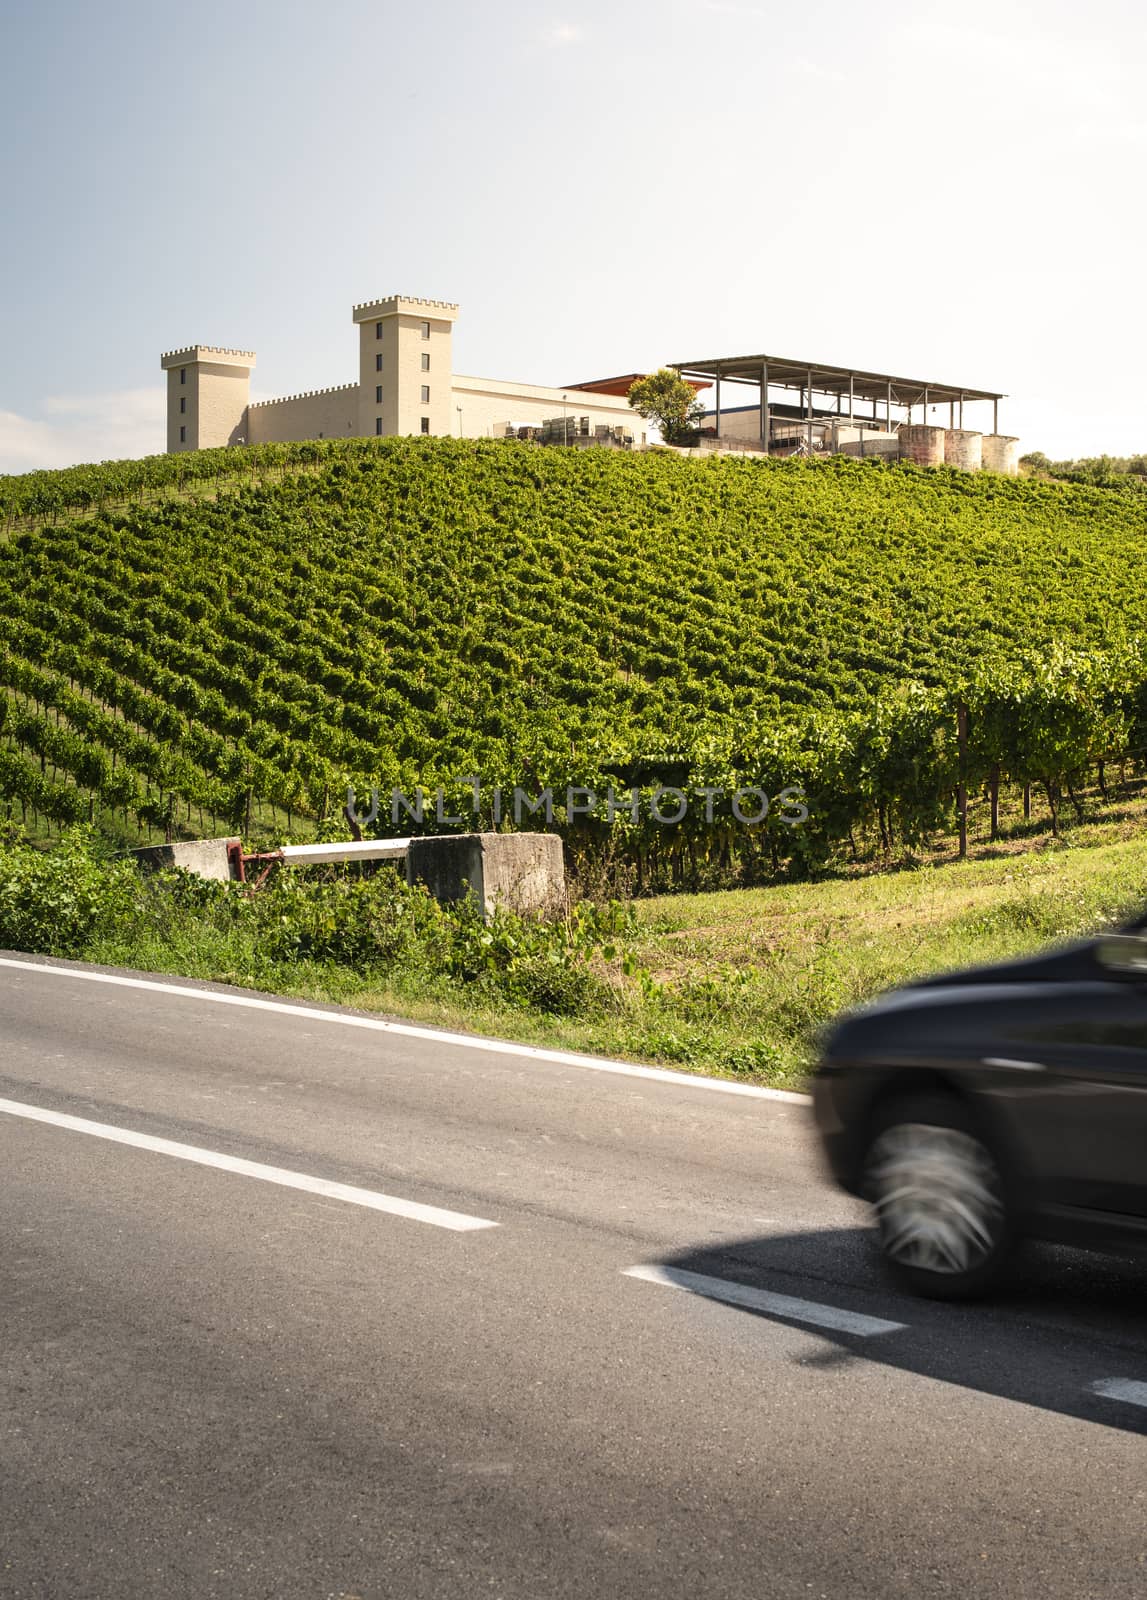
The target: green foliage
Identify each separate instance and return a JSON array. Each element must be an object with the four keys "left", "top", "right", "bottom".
[
  {"left": 5, "top": 822, "right": 1147, "bottom": 1089},
  {"left": 626, "top": 369, "right": 706, "bottom": 445},
  {"left": 411, "top": 893, "right": 630, "bottom": 1014},
  {"left": 0, "top": 832, "right": 631, "bottom": 1018},
  {"left": 0, "top": 438, "right": 335, "bottom": 527},
  {"left": 1022, "top": 450, "right": 1147, "bottom": 492},
  {"left": 0, "top": 826, "right": 140, "bottom": 956},
  {"left": 255, "top": 869, "right": 442, "bottom": 969},
  {"left": 4, "top": 439, "right": 1147, "bottom": 879}
]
